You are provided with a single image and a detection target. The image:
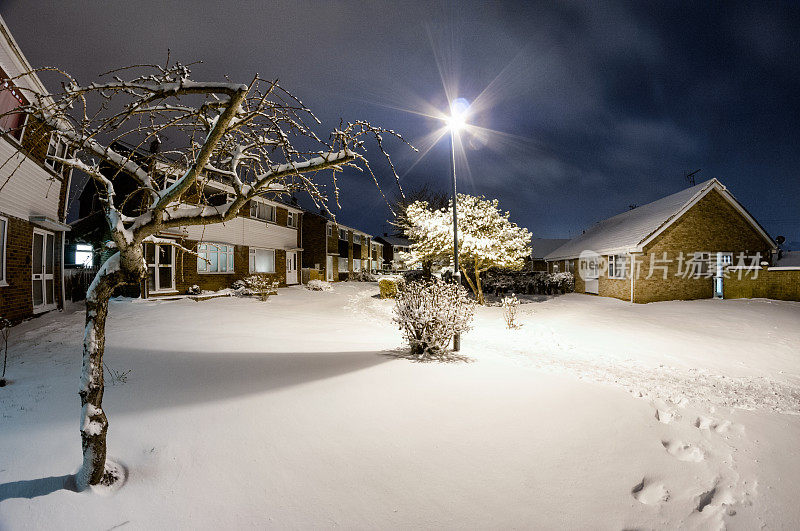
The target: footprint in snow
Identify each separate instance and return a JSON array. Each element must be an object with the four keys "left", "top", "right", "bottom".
[
  {"left": 695, "top": 417, "right": 743, "bottom": 435},
  {"left": 631, "top": 477, "right": 670, "bottom": 505},
  {"left": 655, "top": 408, "right": 680, "bottom": 424},
  {"left": 662, "top": 440, "right": 705, "bottom": 462}
]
